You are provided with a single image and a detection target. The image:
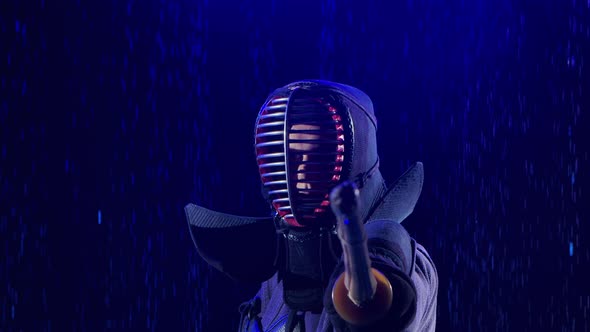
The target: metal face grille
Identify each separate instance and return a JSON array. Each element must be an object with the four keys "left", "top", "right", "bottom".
[
  {"left": 255, "top": 94, "right": 346, "bottom": 228},
  {"left": 255, "top": 97, "right": 291, "bottom": 223}
]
